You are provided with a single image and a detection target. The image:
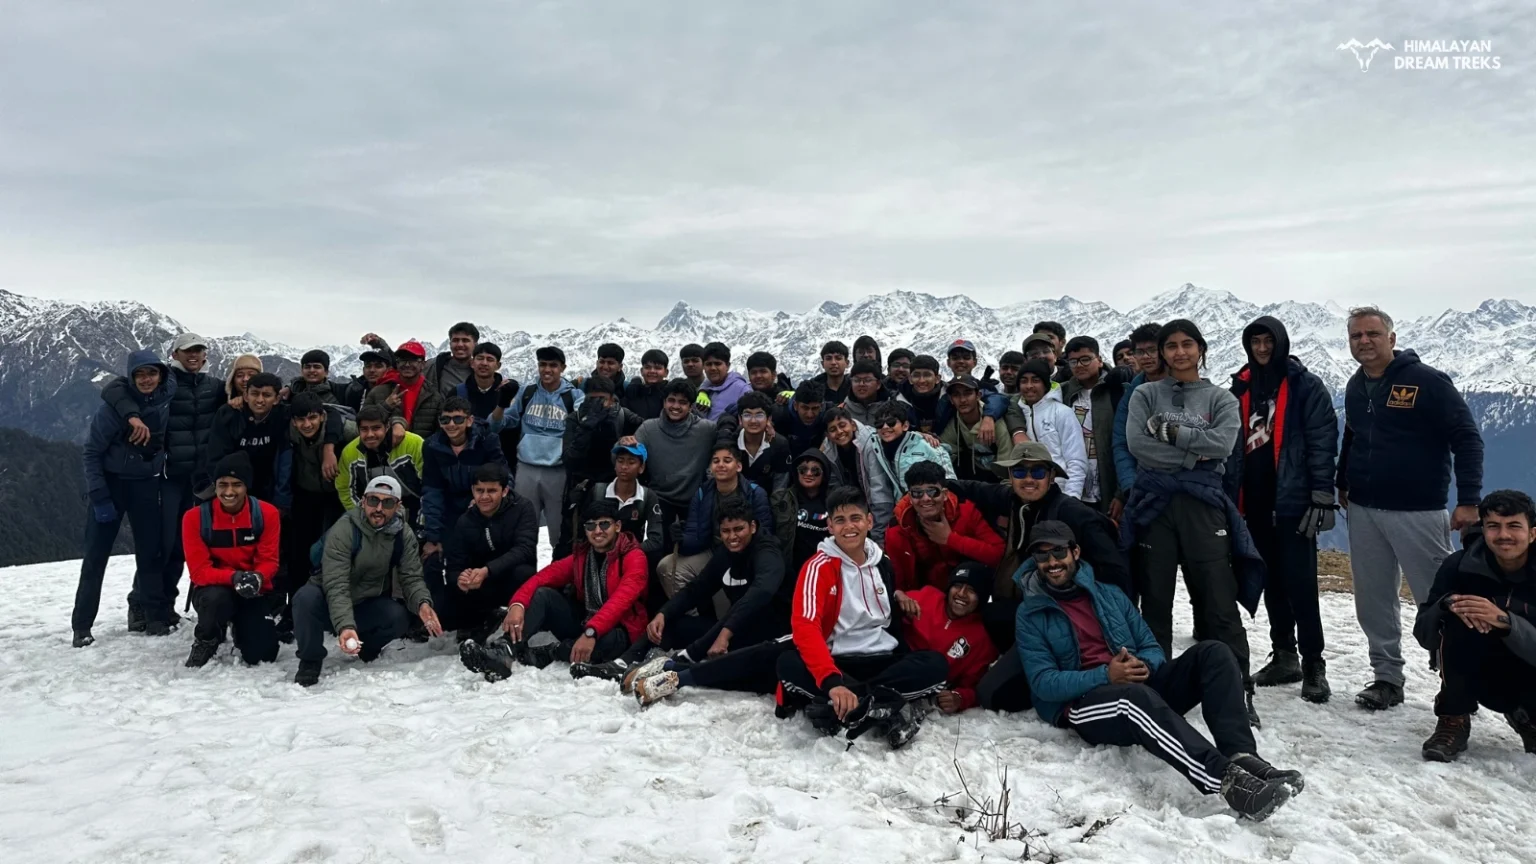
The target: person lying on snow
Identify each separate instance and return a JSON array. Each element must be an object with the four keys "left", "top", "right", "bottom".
[{"left": 897, "top": 560, "right": 999, "bottom": 715}]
